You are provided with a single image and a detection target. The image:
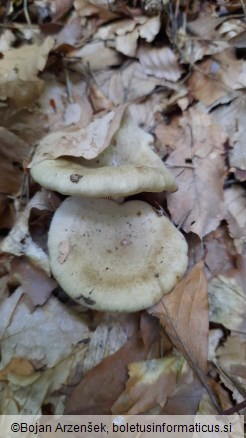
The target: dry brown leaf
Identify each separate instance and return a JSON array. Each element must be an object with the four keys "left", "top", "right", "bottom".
[
  {"left": 0, "top": 195, "right": 15, "bottom": 230},
  {"left": 83, "top": 313, "right": 139, "bottom": 373},
  {"left": 111, "top": 355, "right": 183, "bottom": 414},
  {"left": 9, "top": 258, "right": 57, "bottom": 308},
  {"left": 96, "top": 16, "right": 160, "bottom": 57},
  {"left": 0, "top": 345, "right": 88, "bottom": 414},
  {"left": 149, "top": 261, "right": 209, "bottom": 375},
  {"left": 0, "top": 37, "right": 54, "bottom": 108},
  {"left": 187, "top": 50, "right": 246, "bottom": 108},
  {"left": 75, "top": 0, "right": 118, "bottom": 23},
  {"left": 99, "top": 61, "right": 164, "bottom": 106},
  {"left": 30, "top": 104, "right": 127, "bottom": 166},
  {"left": 162, "top": 360, "right": 204, "bottom": 415},
  {"left": 0, "top": 288, "right": 90, "bottom": 370},
  {"left": 0, "top": 127, "right": 30, "bottom": 196},
  {"left": 166, "top": 107, "right": 227, "bottom": 238},
  {"left": 212, "top": 95, "right": 246, "bottom": 172},
  {"left": 176, "top": 19, "right": 229, "bottom": 65},
  {"left": 204, "top": 225, "right": 236, "bottom": 280},
  {"left": 0, "top": 357, "right": 35, "bottom": 381},
  {"left": 70, "top": 41, "right": 122, "bottom": 72},
  {"left": 64, "top": 336, "right": 147, "bottom": 414},
  {"left": 87, "top": 80, "right": 114, "bottom": 113},
  {"left": 208, "top": 275, "right": 246, "bottom": 333},
  {"left": 216, "top": 333, "right": 246, "bottom": 404},
  {"left": 1, "top": 191, "right": 60, "bottom": 274},
  {"left": 137, "top": 44, "right": 182, "bottom": 81},
  {"left": 225, "top": 186, "right": 246, "bottom": 254}
]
